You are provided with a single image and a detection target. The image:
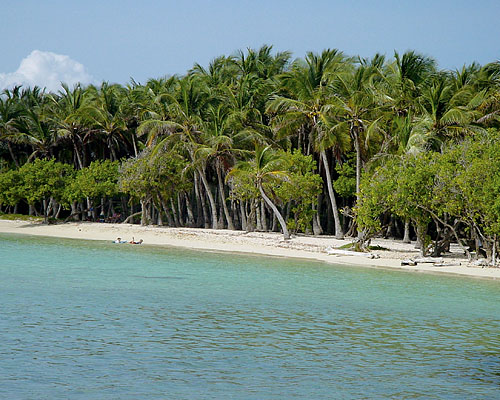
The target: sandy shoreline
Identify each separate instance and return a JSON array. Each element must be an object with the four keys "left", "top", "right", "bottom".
[{"left": 1, "top": 219, "right": 500, "bottom": 280}]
